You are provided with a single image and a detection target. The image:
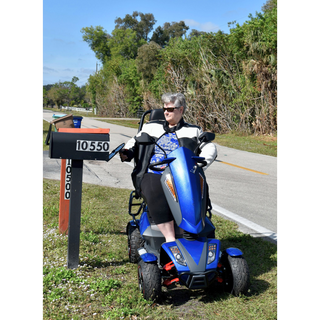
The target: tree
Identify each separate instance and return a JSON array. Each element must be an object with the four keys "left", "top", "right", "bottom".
[
  {"left": 80, "top": 9, "right": 277, "bottom": 134},
  {"left": 151, "top": 21, "right": 189, "bottom": 47},
  {"left": 109, "top": 28, "right": 146, "bottom": 59},
  {"left": 150, "top": 26, "right": 169, "bottom": 48},
  {"left": 262, "top": 0, "right": 277, "bottom": 13},
  {"left": 164, "top": 21, "right": 189, "bottom": 39},
  {"left": 81, "top": 26, "right": 112, "bottom": 63},
  {"left": 136, "top": 41, "right": 162, "bottom": 82},
  {"left": 118, "top": 59, "right": 143, "bottom": 114},
  {"left": 188, "top": 29, "right": 206, "bottom": 39},
  {"left": 114, "top": 11, "right": 156, "bottom": 42},
  {"left": 45, "top": 78, "right": 86, "bottom": 108},
  {"left": 47, "top": 85, "right": 64, "bottom": 108}
]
